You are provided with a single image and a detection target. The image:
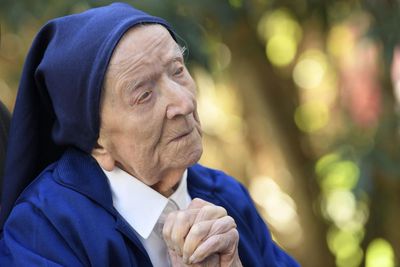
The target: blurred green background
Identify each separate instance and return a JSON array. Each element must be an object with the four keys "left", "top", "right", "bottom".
[{"left": 1, "top": 0, "right": 400, "bottom": 266}]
